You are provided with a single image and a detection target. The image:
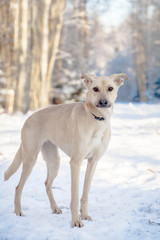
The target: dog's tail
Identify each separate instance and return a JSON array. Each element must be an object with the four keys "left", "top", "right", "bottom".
[{"left": 4, "top": 144, "right": 22, "bottom": 181}]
